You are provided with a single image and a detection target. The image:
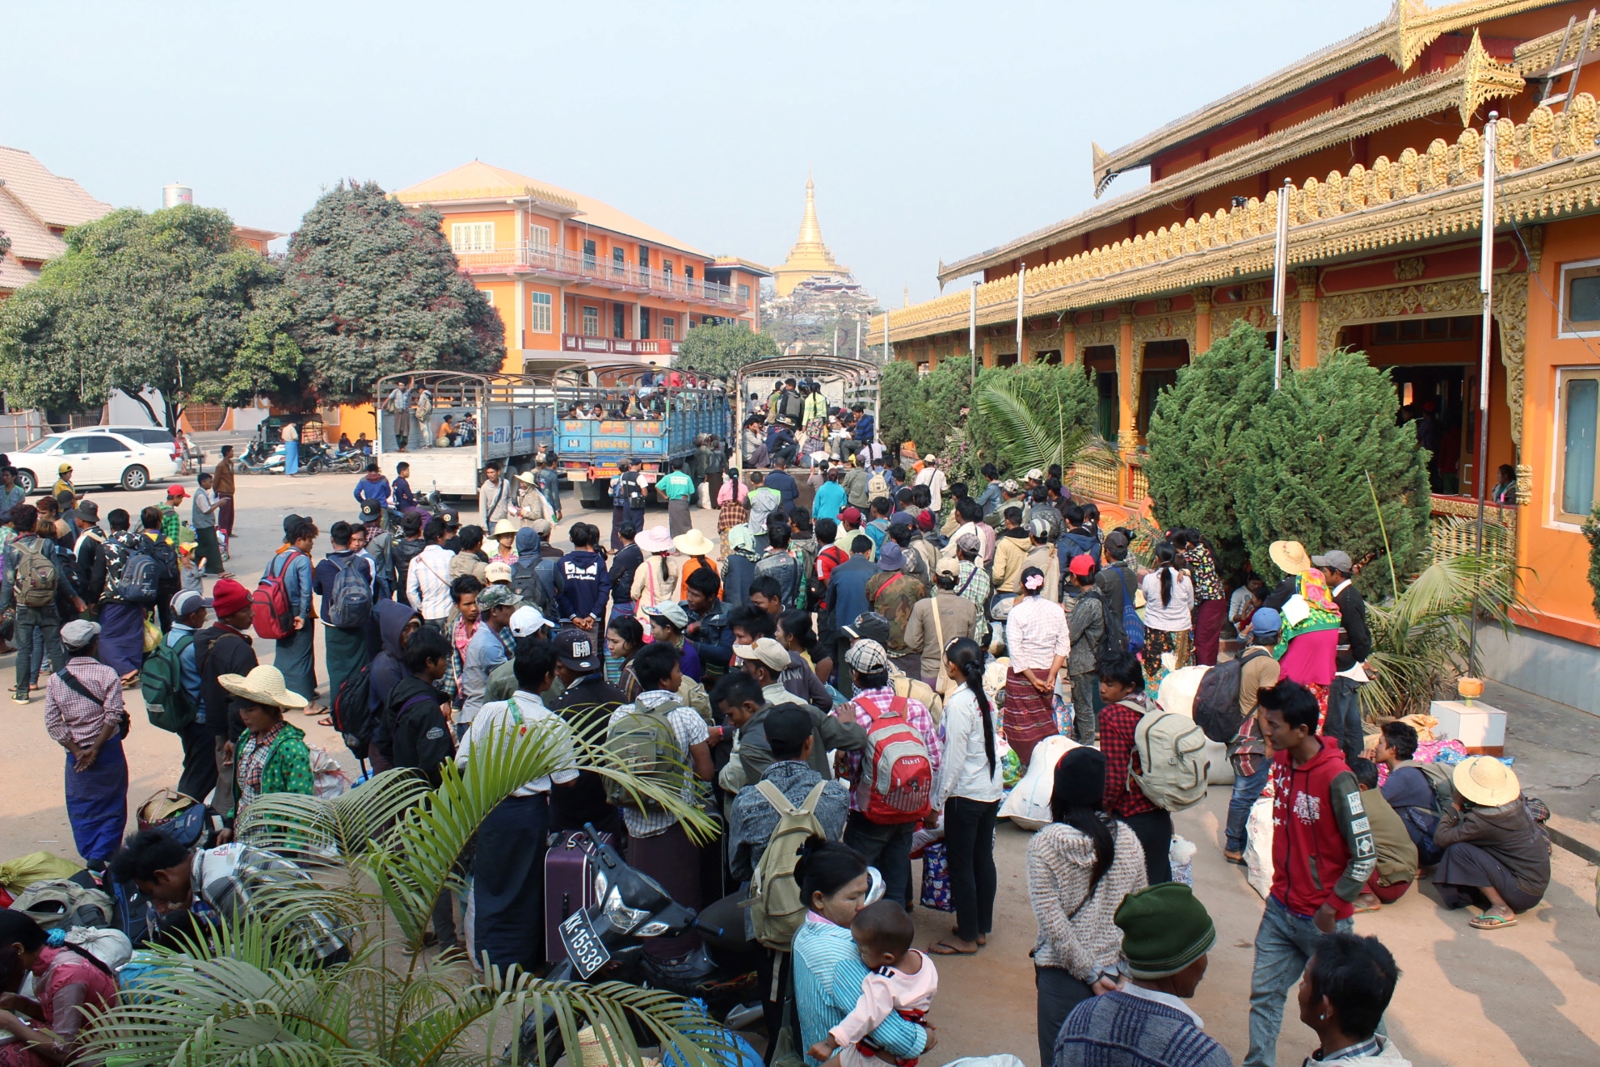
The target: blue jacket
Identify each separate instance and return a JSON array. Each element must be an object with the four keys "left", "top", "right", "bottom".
[
  {"left": 852, "top": 414, "right": 875, "bottom": 442},
  {"left": 354, "top": 476, "right": 391, "bottom": 506},
  {"left": 1057, "top": 528, "right": 1101, "bottom": 573},
  {"left": 555, "top": 549, "right": 611, "bottom": 622},
  {"left": 764, "top": 470, "right": 799, "bottom": 513},
  {"left": 690, "top": 599, "right": 736, "bottom": 665},
  {"left": 265, "top": 548, "right": 314, "bottom": 620}
]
